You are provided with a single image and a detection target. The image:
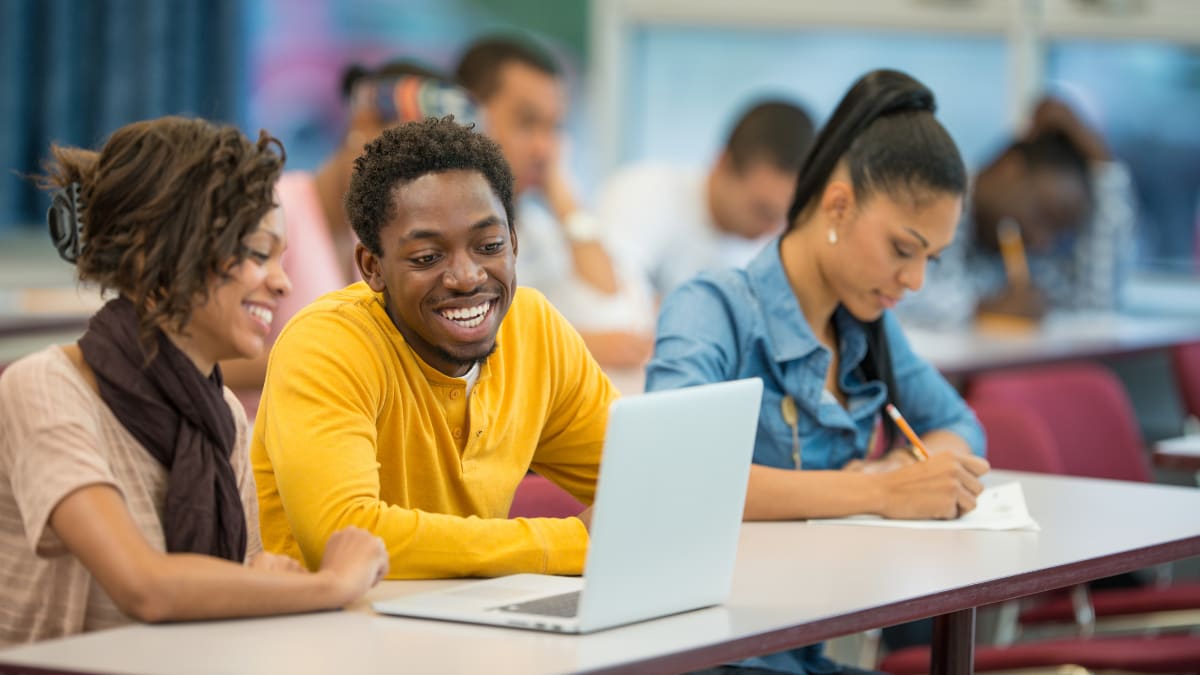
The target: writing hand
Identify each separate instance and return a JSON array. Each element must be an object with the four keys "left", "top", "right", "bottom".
[{"left": 877, "top": 452, "right": 990, "bottom": 519}]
